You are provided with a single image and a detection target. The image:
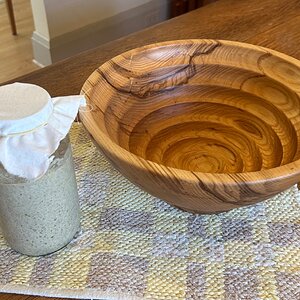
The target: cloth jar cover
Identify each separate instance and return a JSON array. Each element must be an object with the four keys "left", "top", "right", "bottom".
[{"left": 0, "top": 82, "right": 85, "bottom": 180}]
